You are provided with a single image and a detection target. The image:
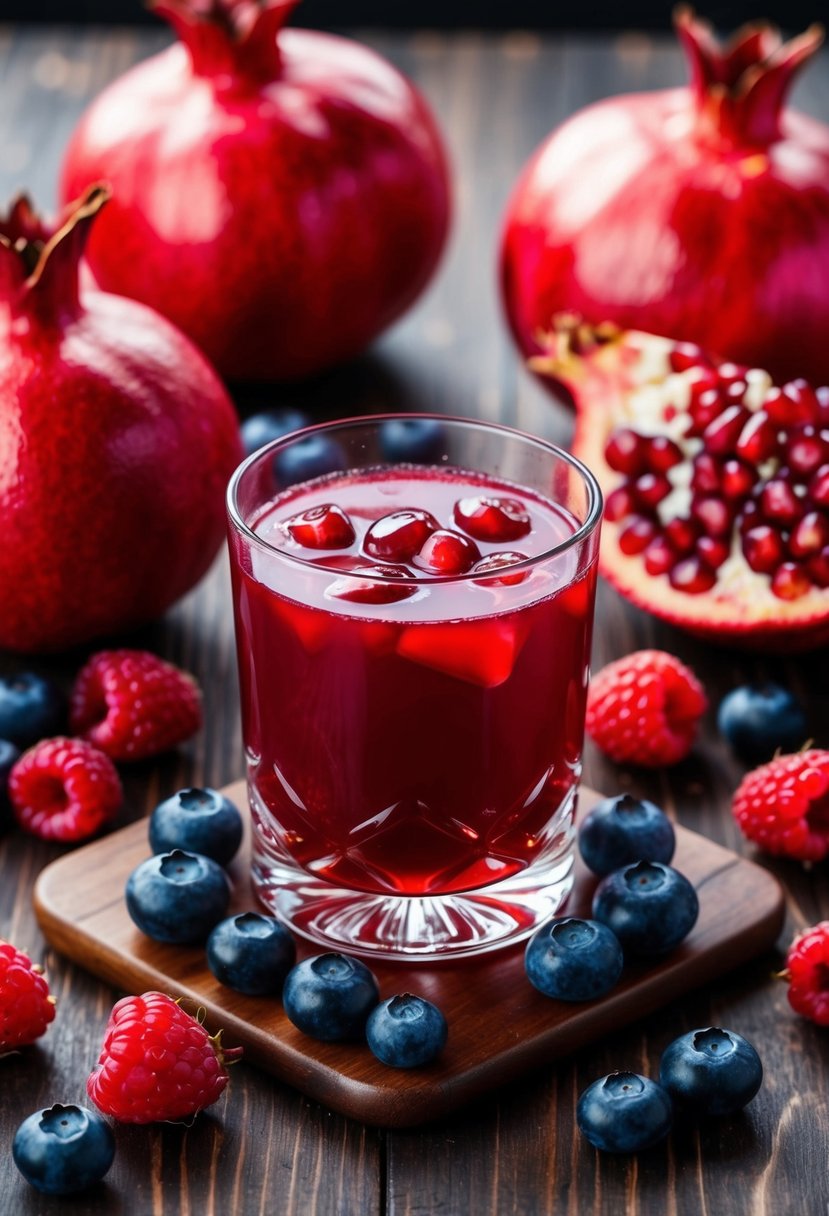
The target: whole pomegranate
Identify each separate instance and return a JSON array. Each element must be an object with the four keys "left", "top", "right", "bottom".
[
  {"left": 59, "top": 0, "right": 451, "bottom": 382},
  {"left": 0, "top": 187, "right": 242, "bottom": 654},
  {"left": 534, "top": 319, "right": 829, "bottom": 652},
  {"left": 501, "top": 9, "right": 829, "bottom": 388}
]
